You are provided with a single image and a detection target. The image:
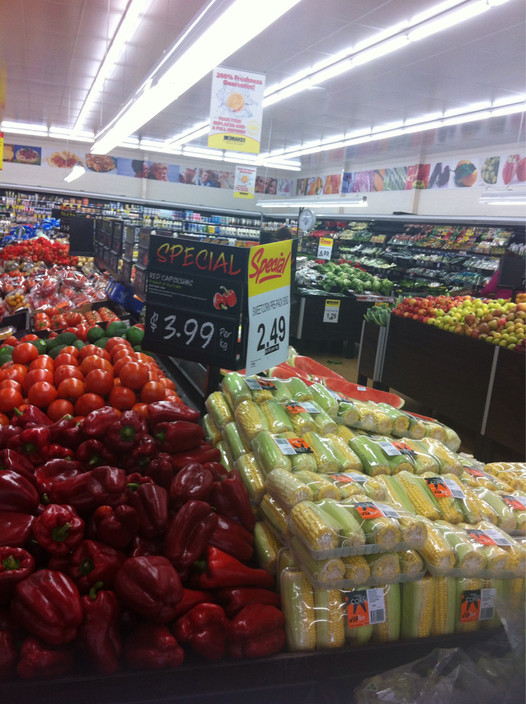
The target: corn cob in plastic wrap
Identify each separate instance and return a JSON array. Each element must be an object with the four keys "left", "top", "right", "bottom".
[
  {"left": 202, "top": 413, "right": 221, "bottom": 446},
  {"left": 367, "top": 437, "right": 416, "bottom": 474},
  {"left": 336, "top": 400, "right": 361, "bottom": 426},
  {"left": 422, "top": 419, "right": 449, "bottom": 444},
  {"left": 348, "top": 435, "right": 391, "bottom": 476},
  {"left": 417, "top": 519, "right": 456, "bottom": 572},
  {"left": 281, "top": 569, "right": 317, "bottom": 651},
  {"left": 336, "top": 423, "right": 364, "bottom": 445},
  {"left": 234, "top": 453, "right": 266, "bottom": 504},
  {"left": 254, "top": 520, "right": 281, "bottom": 575},
  {"left": 292, "top": 470, "right": 341, "bottom": 500},
  {"left": 276, "top": 432, "right": 318, "bottom": 473},
  {"left": 288, "top": 501, "right": 340, "bottom": 553},
  {"left": 221, "top": 371, "right": 253, "bottom": 408},
  {"left": 265, "top": 467, "right": 314, "bottom": 508},
  {"left": 392, "top": 471, "right": 442, "bottom": 520},
  {"left": 342, "top": 498, "right": 402, "bottom": 551},
  {"left": 342, "top": 555, "right": 371, "bottom": 585},
  {"left": 300, "top": 432, "right": 341, "bottom": 474},
  {"left": 470, "top": 486, "right": 517, "bottom": 532},
  {"left": 222, "top": 421, "right": 250, "bottom": 461},
  {"left": 372, "top": 583, "right": 401, "bottom": 643},
  {"left": 398, "top": 549, "right": 424, "bottom": 576},
  {"left": 376, "top": 403, "right": 411, "bottom": 436},
  {"left": 432, "top": 522, "right": 486, "bottom": 574},
  {"left": 441, "top": 473, "right": 499, "bottom": 525},
  {"left": 258, "top": 494, "right": 289, "bottom": 540},
  {"left": 271, "top": 377, "right": 313, "bottom": 404},
  {"left": 309, "top": 382, "right": 339, "bottom": 417},
  {"left": 401, "top": 575, "right": 435, "bottom": 639},
  {"left": 234, "top": 400, "right": 268, "bottom": 444},
  {"left": 418, "top": 437, "right": 464, "bottom": 476},
  {"left": 216, "top": 440, "right": 234, "bottom": 472},
  {"left": 251, "top": 431, "right": 292, "bottom": 474},
  {"left": 314, "top": 588, "right": 346, "bottom": 649},
  {"left": 315, "top": 498, "right": 367, "bottom": 549},
  {"left": 396, "top": 438, "right": 440, "bottom": 474},
  {"left": 322, "top": 433, "right": 363, "bottom": 472},
  {"left": 431, "top": 576, "right": 456, "bottom": 636},
  {"left": 283, "top": 402, "right": 317, "bottom": 435},
  {"left": 364, "top": 552, "right": 401, "bottom": 583},
  {"left": 259, "top": 399, "right": 293, "bottom": 434},
  {"left": 467, "top": 521, "right": 526, "bottom": 573},
  {"left": 344, "top": 588, "right": 374, "bottom": 646},
  {"left": 289, "top": 535, "right": 346, "bottom": 585},
  {"left": 205, "top": 391, "right": 234, "bottom": 429}
]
